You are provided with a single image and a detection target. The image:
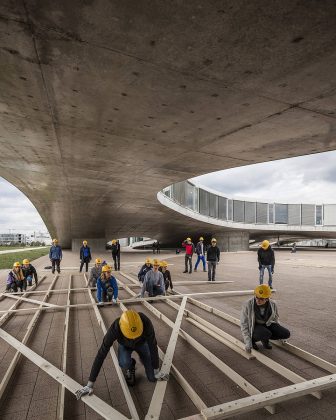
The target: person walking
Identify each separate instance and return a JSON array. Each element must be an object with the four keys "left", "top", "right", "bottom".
[
  {"left": 75, "top": 309, "right": 168, "bottom": 397},
  {"left": 89, "top": 258, "right": 102, "bottom": 287},
  {"left": 241, "top": 285, "right": 290, "bottom": 352},
  {"left": 22, "top": 259, "right": 38, "bottom": 286},
  {"left": 258, "top": 240, "right": 275, "bottom": 288},
  {"left": 206, "top": 238, "right": 220, "bottom": 281},
  {"left": 96, "top": 265, "right": 118, "bottom": 304},
  {"left": 194, "top": 236, "right": 206, "bottom": 272},
  {"left": 182, "top": 237, "right": 195, "bottom": 274},
  {"left": 49, "top": 239, "right": 62, "bottom": 274},
  {"left": 138, "top": 258, "right": 153, "bottom": 283},
  {"left": 159, "top": 261, "right": 173, "bottom": 292},
  {"left": 80, "top": 240, "right": 92, "bottom": 273},
  {"left": 111, "top": 239, "right": 121, "bottom": 271},
  {"left": 141, "top": 259, "right": 165, "bottom": 297}
]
